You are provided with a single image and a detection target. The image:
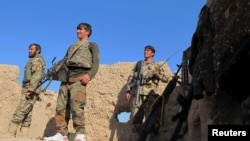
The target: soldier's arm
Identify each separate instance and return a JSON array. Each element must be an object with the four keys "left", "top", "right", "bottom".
[
  {"left": 126, "top": 81, "right": 136, "bottom": 92},
  {"left": 154, "top": 63, "right": 168, "bottom": 83},
  {"left": 158, "top": 68, "right": 169, "bottom": 83},
  {"left": 87, "top": 43, "right": 100, "bottom": 80}
]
